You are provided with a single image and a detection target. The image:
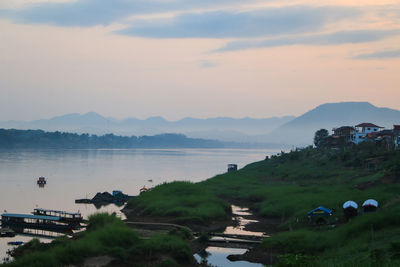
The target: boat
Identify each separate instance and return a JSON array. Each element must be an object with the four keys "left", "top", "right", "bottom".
[
  {"left": 8, "top": 241, "right": 24, "bottom": 246},
  {"left": 37, "top": 177, "right": 46, "bottom": 185},
  {"left": 1, "top": 213, "right": 77, "bottom": 232},
  {"left": 0, "top": 228, "right": 15, "bottom": 237},
  {"left": 32, "top": 209, "right": 83, "bottom": 225}
]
